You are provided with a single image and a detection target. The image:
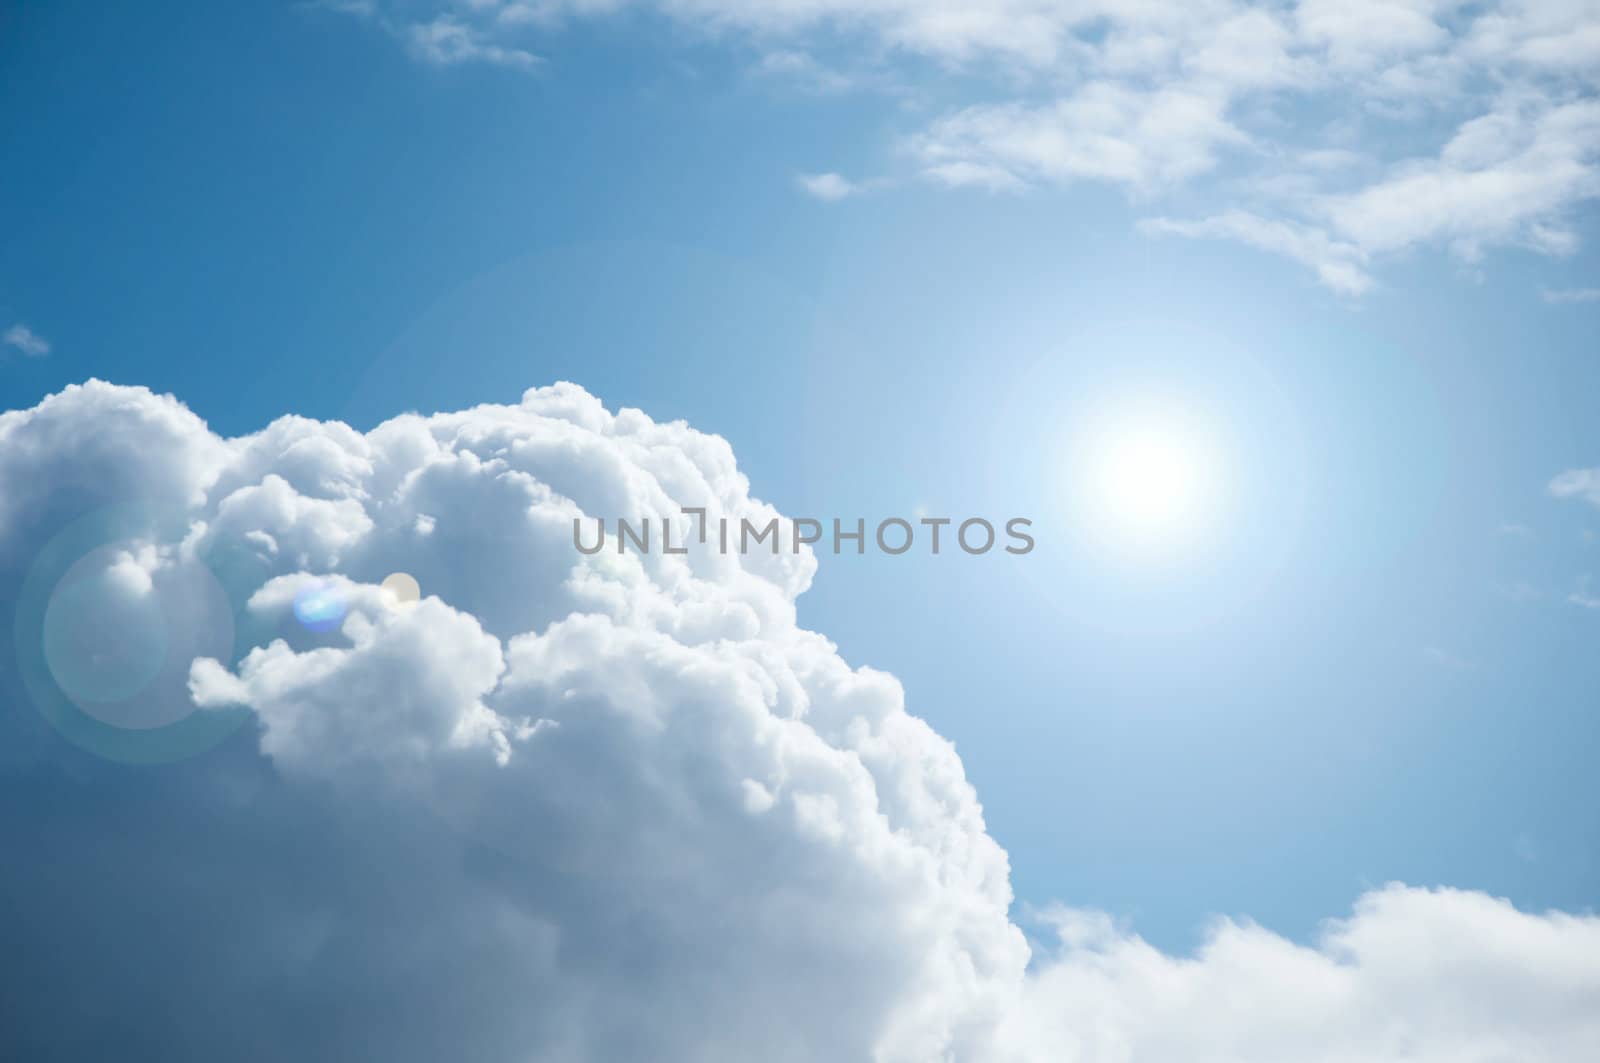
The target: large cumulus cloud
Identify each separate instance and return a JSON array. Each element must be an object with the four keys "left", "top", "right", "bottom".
[{"left": 1, "top": 379, "right": 1597, "bottom": 1062}]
